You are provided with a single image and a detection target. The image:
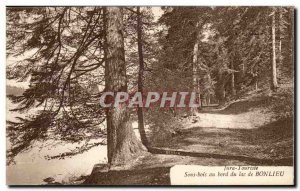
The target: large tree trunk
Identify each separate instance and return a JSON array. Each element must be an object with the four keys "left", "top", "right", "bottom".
[
  {"left": 105, "top": 7, "right": 146, "bottom": 166},
  {"left": 136, "top": 7, "right": 149, "bottom": 147},
  {"left": 271, "top": 8, "right": 279, "bottom": 91}
]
